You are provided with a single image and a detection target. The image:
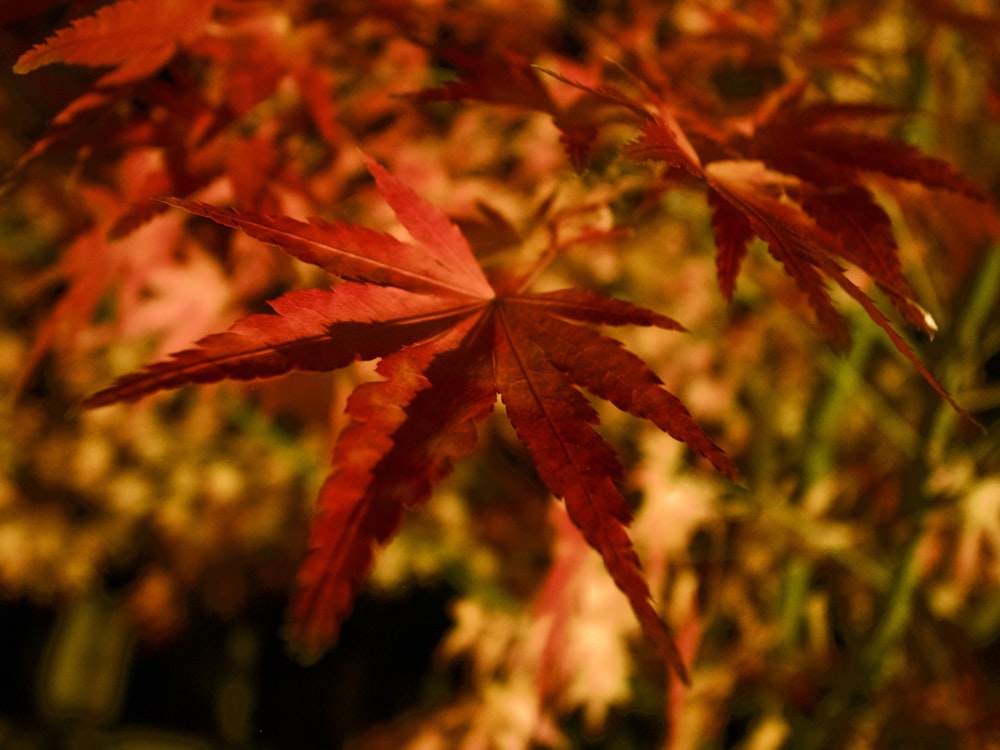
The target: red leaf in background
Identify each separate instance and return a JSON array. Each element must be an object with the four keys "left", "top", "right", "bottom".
[
  {"left": 13, "top": 0, "right": 214, "bottom": 87},
  {"left": 415, "top": 50, "right": 555, "bottom": 114},
  {"left": 797, "top": 184, "right": 936, "bottom": 334},
  {"left": 706, "top": 159, "right": 974, "bottom": 418},
  {"left": 767, "top": 126, "right": 990, "bottom": 203},
  {"left": 14, "top": 225, "right": 117, "bottom": 399},
  {"left": 613, "top": 76, "right": 989, "bottom": 417},
  {"left": 704, "top": 160, "right": 854, "bottom": 349},
  {"left": 86, "top": 158, "right": 740, "bottom": 682}
]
